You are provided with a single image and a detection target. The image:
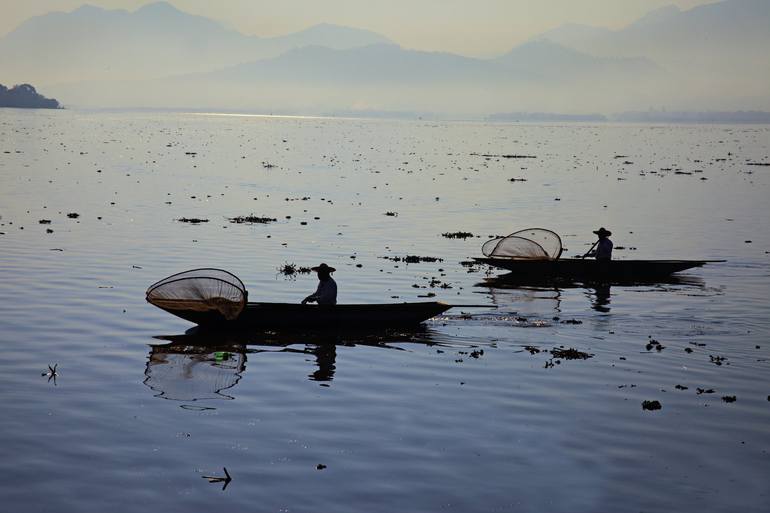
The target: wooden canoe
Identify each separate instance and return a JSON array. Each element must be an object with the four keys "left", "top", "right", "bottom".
[
  {"left": 152, "top": 301, "right": 453, "bottom": 329},
  {"left": 474, "top": 257, "right": 723, "bottom": 282}
]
